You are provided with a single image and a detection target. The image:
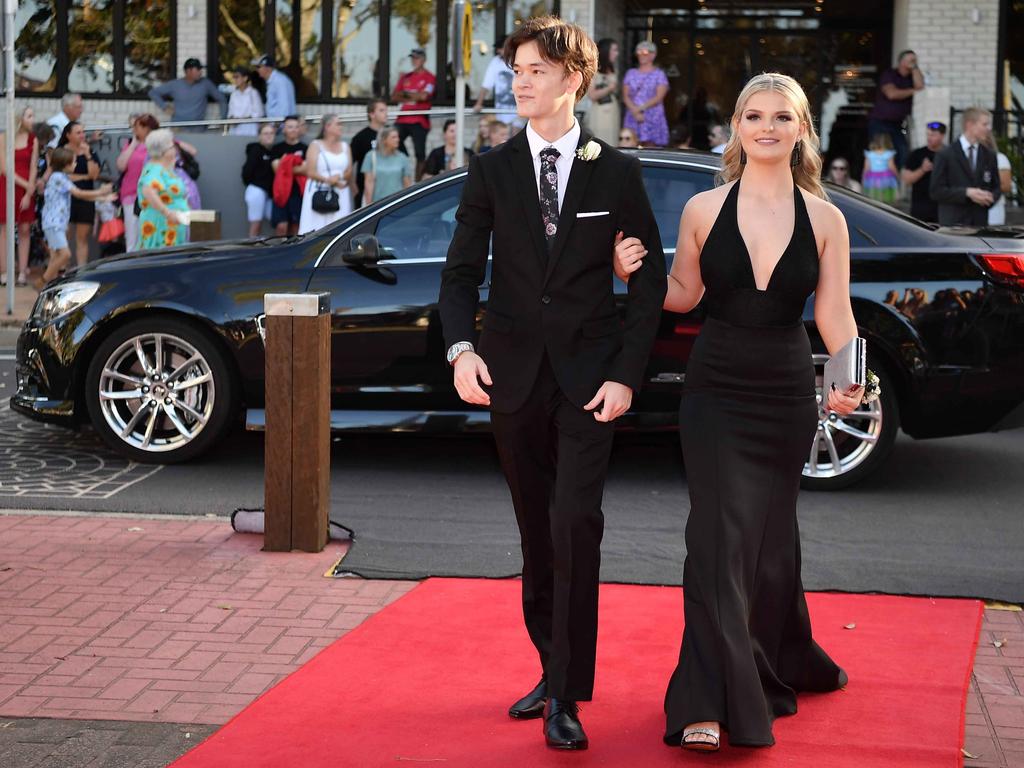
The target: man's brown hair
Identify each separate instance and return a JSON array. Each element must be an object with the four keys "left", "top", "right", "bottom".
[{"left": 502, "top": 16, "right": 598, "bottom": 103}]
